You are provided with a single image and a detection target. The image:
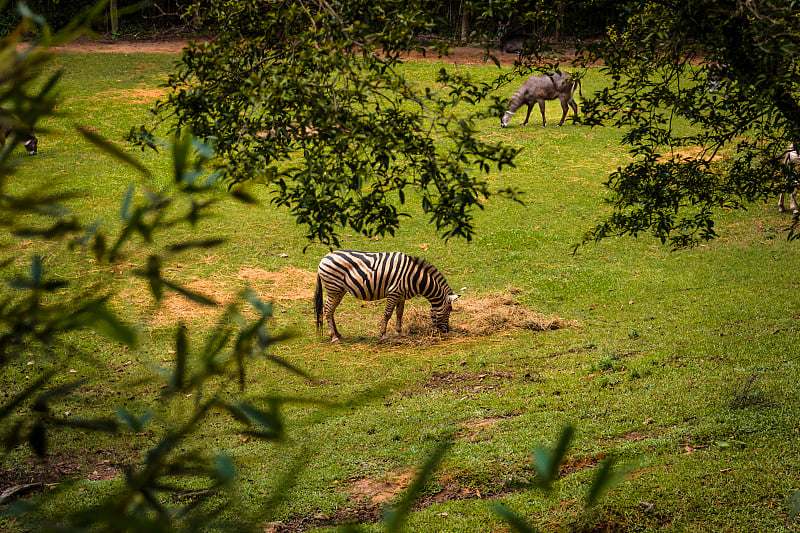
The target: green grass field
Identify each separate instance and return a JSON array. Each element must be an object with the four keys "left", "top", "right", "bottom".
[{"left": 2, "top": 50, "right": 800, "bottom": 532}]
